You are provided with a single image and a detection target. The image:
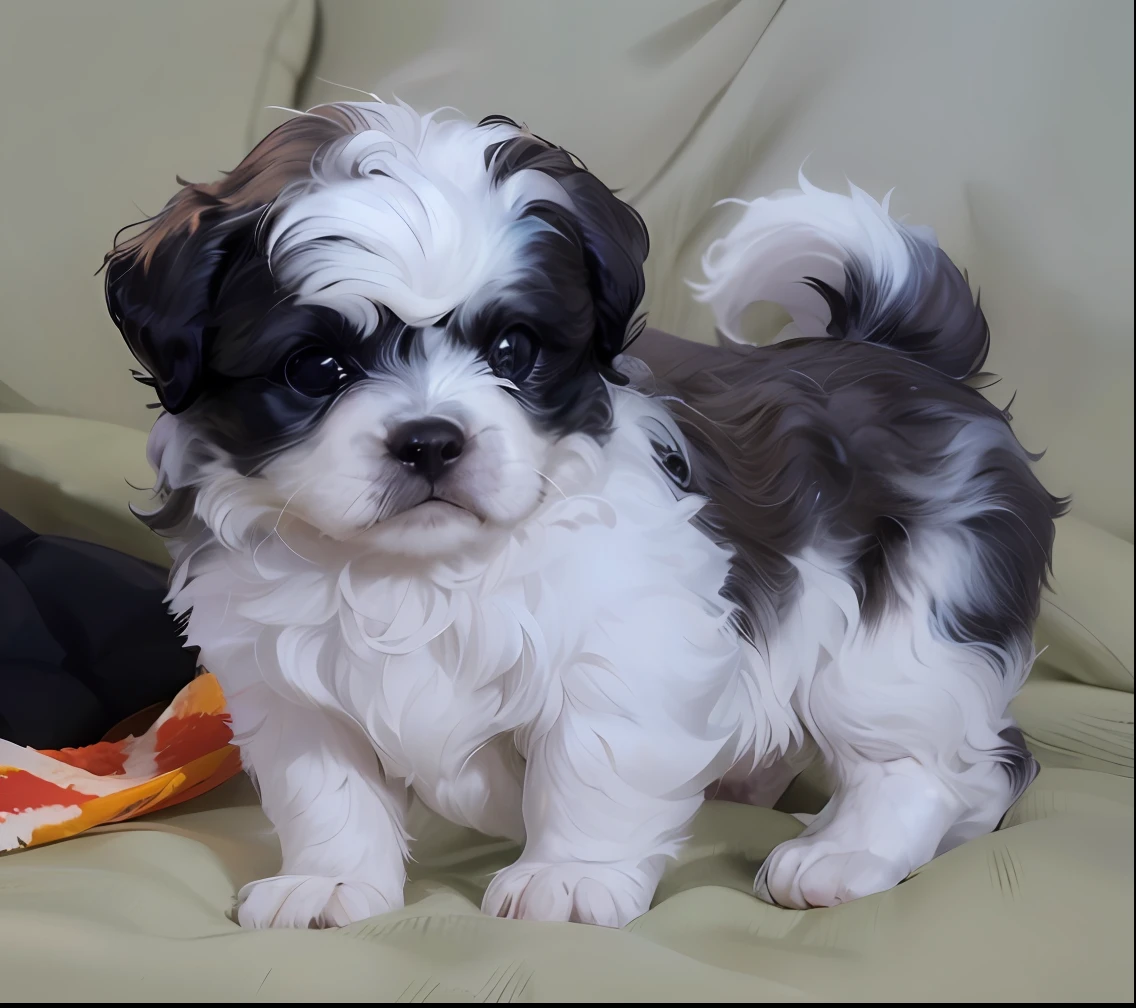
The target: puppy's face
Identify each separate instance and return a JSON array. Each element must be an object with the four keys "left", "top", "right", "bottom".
[{"left": 106, "top": 105, "right": 648, "bottom": 557}]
